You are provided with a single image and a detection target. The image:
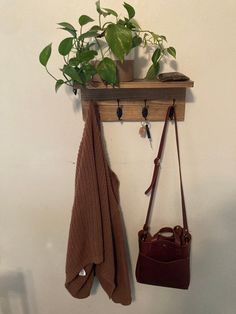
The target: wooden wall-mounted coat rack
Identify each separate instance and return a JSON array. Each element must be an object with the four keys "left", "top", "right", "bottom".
[{"left": 80, "top": 79, "right": 194, "bottom": 121}]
